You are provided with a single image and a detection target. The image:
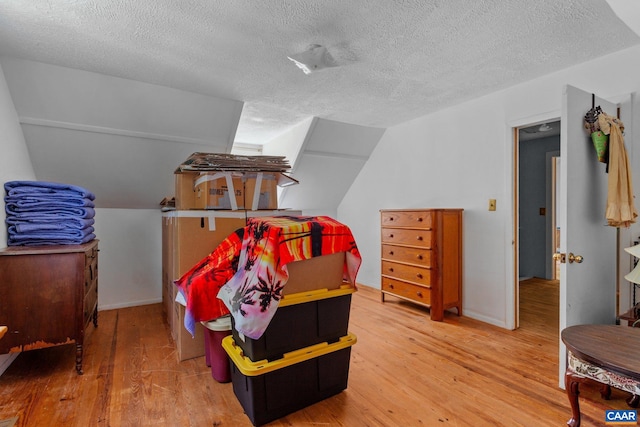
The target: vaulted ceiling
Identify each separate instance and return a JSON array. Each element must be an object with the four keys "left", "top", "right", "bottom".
[{"left": 0, "top": 1, "right": 638, "bottom": 210}]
